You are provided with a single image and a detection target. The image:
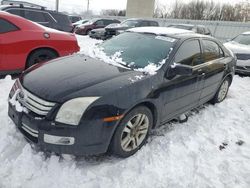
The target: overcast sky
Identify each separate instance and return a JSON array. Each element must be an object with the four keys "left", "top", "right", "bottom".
[{"left": 25, "top": 0, "right": 246, "bottom": 14}]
